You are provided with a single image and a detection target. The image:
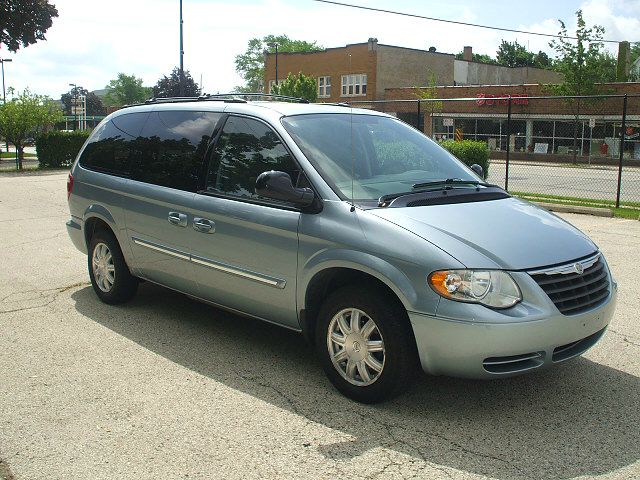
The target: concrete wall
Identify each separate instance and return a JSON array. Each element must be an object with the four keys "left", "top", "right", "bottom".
[
  {"left": 454, "top": 60, "right": 562, "bottom": 85},
  {"left": 376, "top": 45, "right": 454, "bottom": 98}
]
